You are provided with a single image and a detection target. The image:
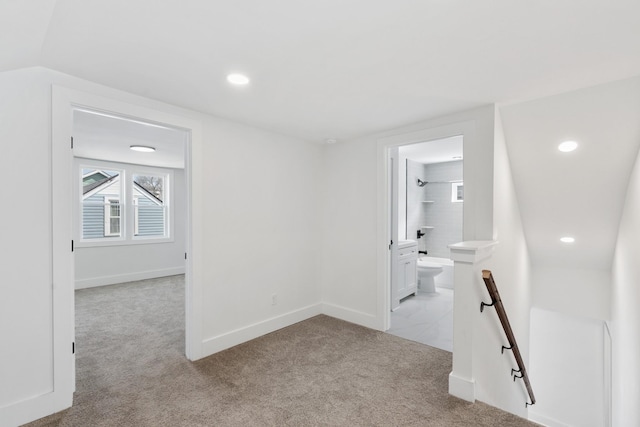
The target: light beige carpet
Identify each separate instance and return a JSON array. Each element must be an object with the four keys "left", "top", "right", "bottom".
[{"left": 26, "top": 275, "right": 538, "bottom": 426}]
